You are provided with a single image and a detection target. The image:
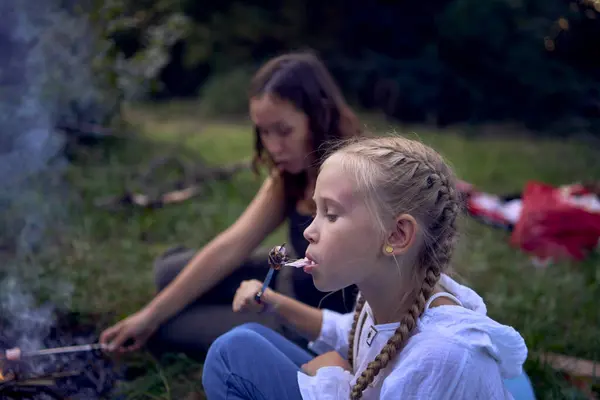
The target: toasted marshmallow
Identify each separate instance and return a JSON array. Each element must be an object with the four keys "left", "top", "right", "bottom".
[
  {"left": 6, "top": 347, "right": 21, "bottom": 360},
  {"left": 285, "top": 258, "right": 314, "bottom": 268}
]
